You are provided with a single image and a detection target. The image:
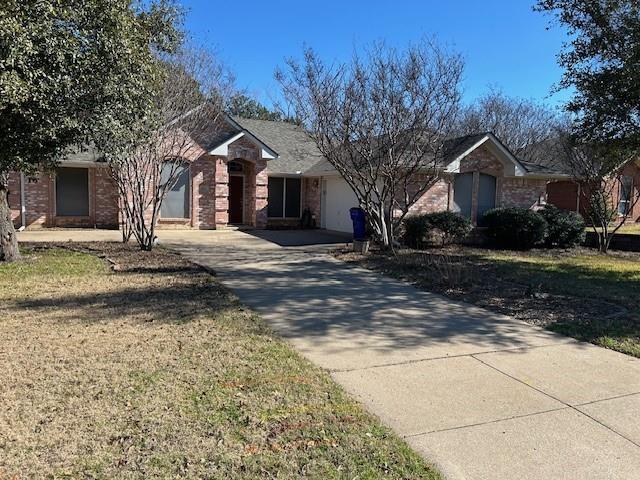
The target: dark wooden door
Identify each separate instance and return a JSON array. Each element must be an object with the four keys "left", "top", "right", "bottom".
[{"left": 228, "top": 175, "right": 244, "bottom": 224}]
